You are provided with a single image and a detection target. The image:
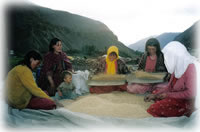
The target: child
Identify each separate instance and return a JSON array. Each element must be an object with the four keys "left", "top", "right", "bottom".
[
  {"left": 89, "top": 45, "right": 130, "bottom": 94},
  {"left": 94, "top": 45, "right": 130, "bottom": 75},
  {"left": 55, "top": 71, "right": 78, "bottom": 100}
]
